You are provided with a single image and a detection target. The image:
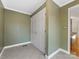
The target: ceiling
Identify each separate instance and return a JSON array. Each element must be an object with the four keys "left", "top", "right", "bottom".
[
  {"left": 53, "top": 0, "right": 75, "bottom": 7},
  {"left": 71, "top": 4, "right": 79, "bottom": 18},
  {"left": 1, "top": 0, "right": 46, "bottom": 15},
  {"left": 1, "top": 0, "right": 75, "bottom": 15}
]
